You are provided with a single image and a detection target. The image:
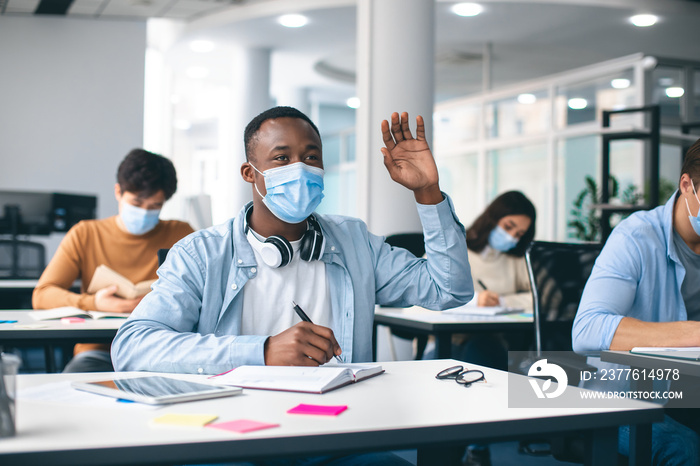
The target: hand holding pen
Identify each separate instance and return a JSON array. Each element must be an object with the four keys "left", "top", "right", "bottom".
[
  {"left": 262, "top": 302, "right": 343, "bottom": 366},
  {"left": 293, "top": 301, "right": 343, "bottom": 363},
  {"left": 476, "top": 279, "right": 500, "bottom": 307}
]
